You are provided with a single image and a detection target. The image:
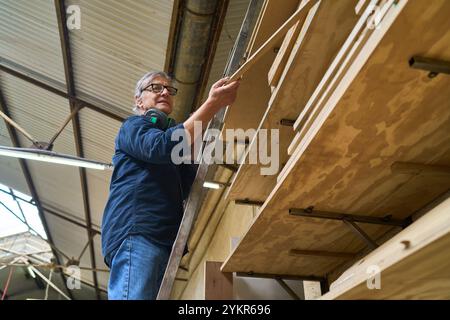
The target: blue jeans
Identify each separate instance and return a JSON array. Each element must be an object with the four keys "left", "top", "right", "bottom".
[{"left": 106, "top": 234, "right": 170, "bottom": 300}]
